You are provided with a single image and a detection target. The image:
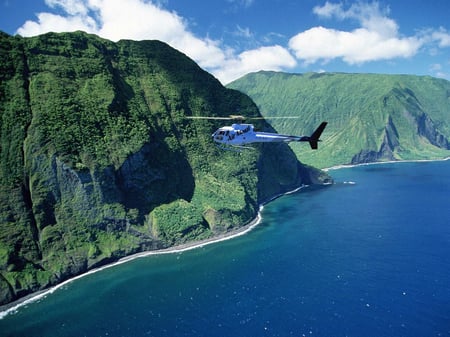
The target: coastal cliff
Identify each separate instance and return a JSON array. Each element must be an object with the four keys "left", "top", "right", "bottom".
[{"left": 0, "top": 31, "right": 329, "bottom": 305}]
